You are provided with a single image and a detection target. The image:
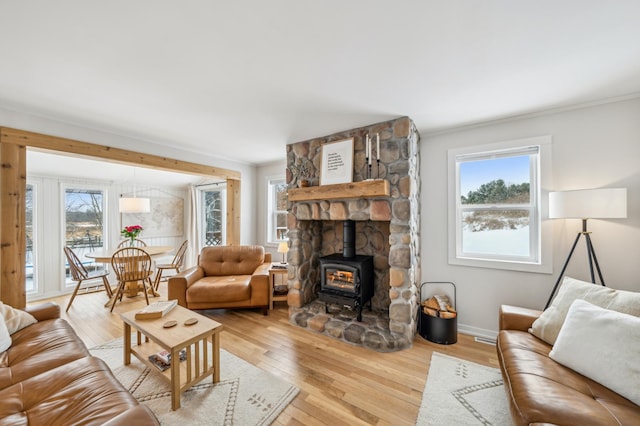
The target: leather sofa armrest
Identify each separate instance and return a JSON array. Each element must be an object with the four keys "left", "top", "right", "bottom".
[
  {"left": 249, "top": 264, "right": 270, "bottom": 311},
  {"left": 168, "top": 266, "right": 205, "bottom": 307},
  {"left": 253, "top": 261, "right": 271, "bottom": 276},
  {"left": 249, "top": 258, "right": 271, "bottom": 315},
  {"left": 499, "top": 305, "right": 543, "bottom": 331},
  {"left": 264, "top": 252, "right": 272, "bottom": 263},
  {"left": 102, "top": 405, "right": 160, "bottom": 425},
  {"left": 24, "top": 302, "right": 60, "bottom": 321}
]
